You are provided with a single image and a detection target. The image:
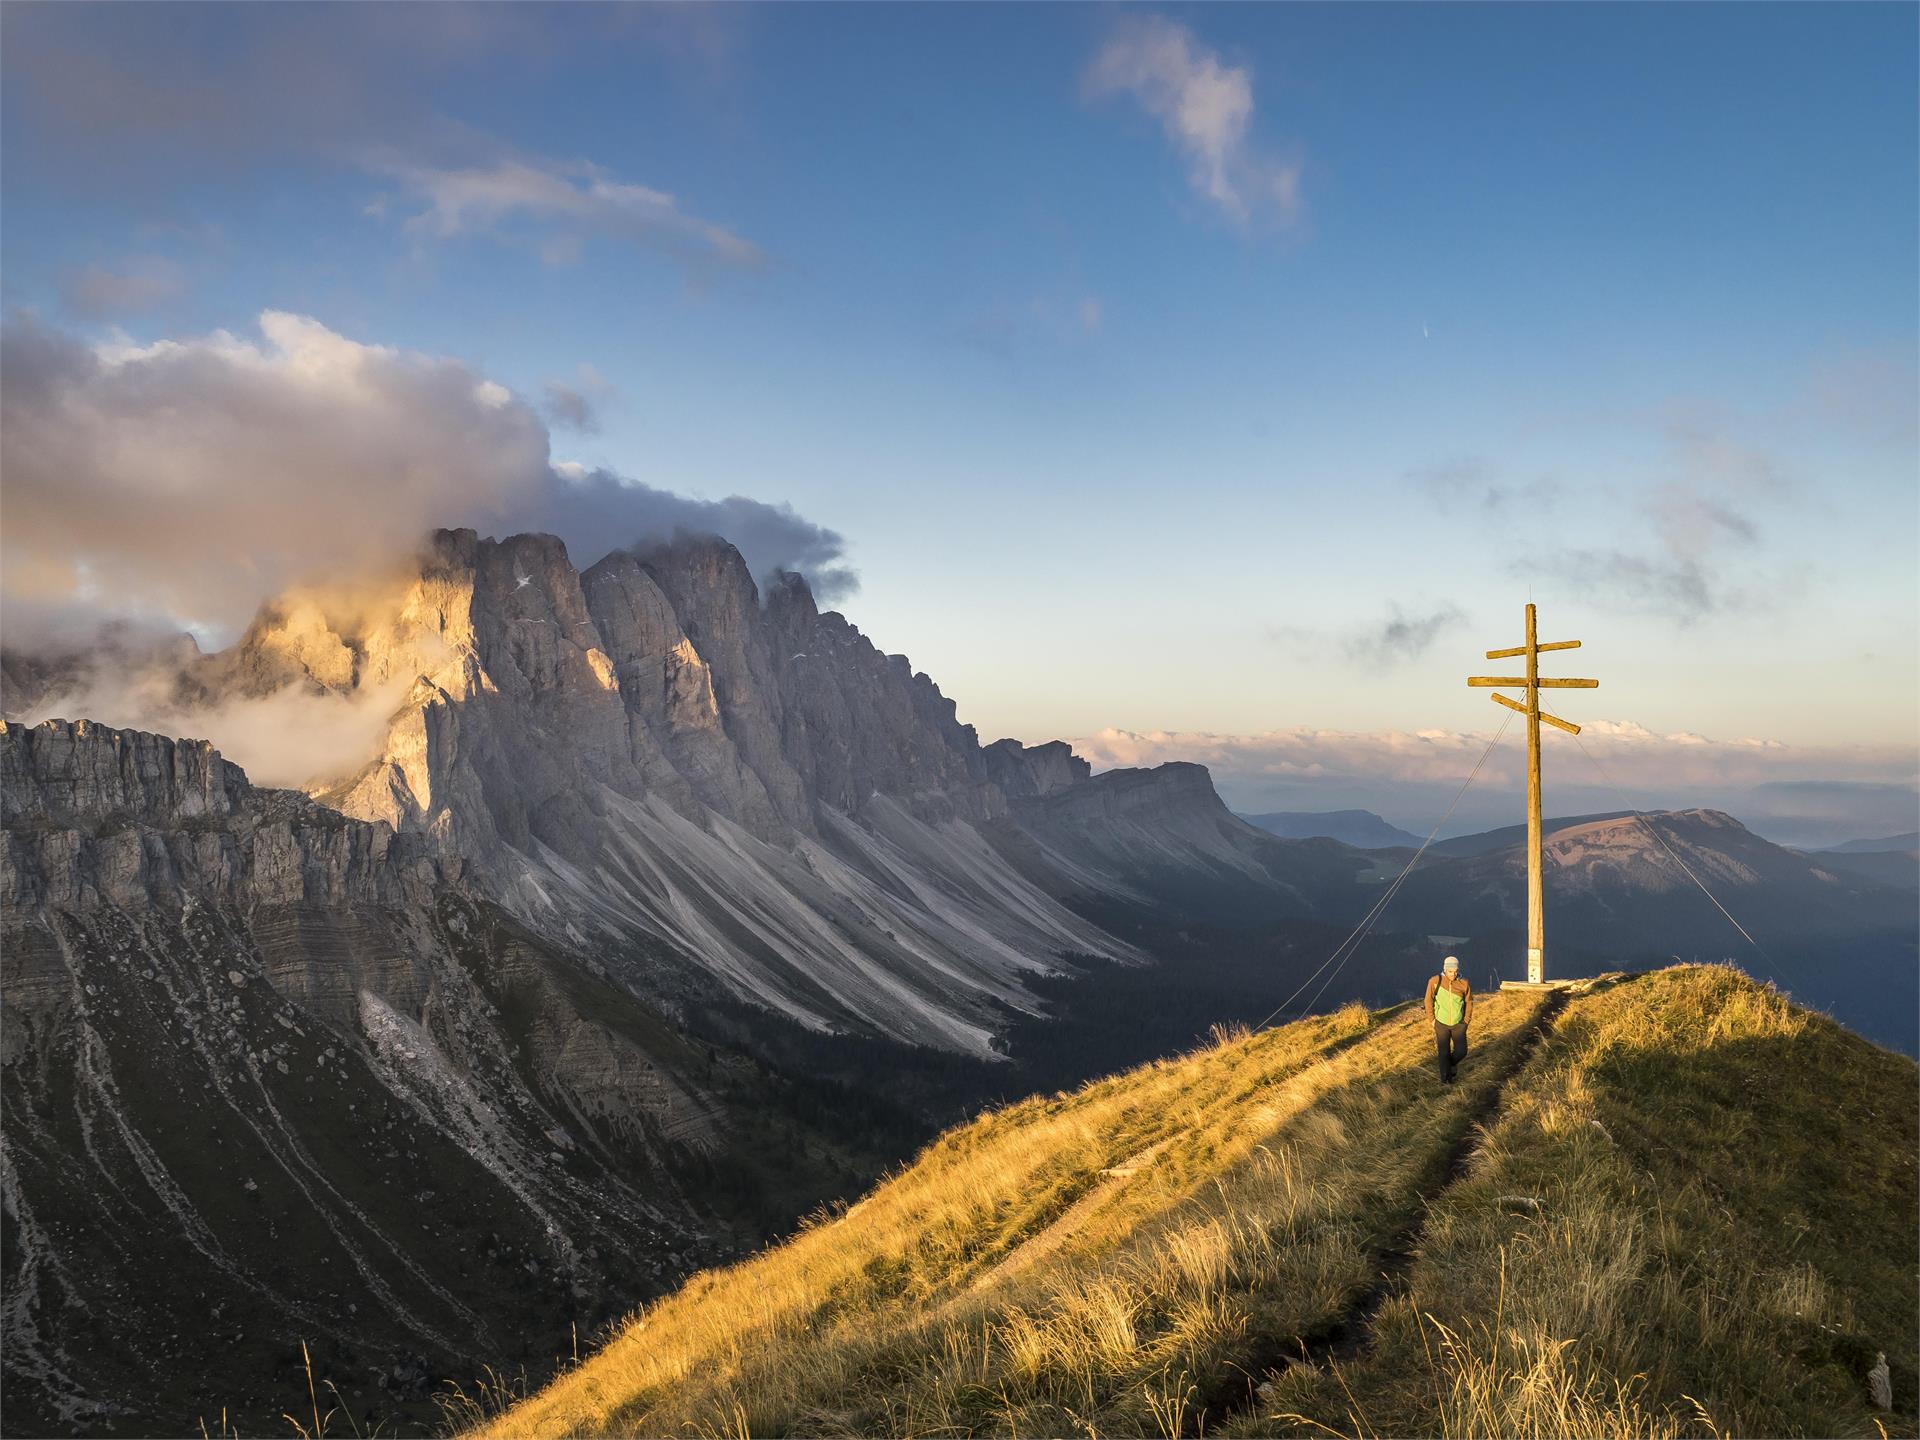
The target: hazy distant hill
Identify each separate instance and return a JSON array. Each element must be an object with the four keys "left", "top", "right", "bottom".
[
  {"left": 1425, "top": 811, "right": 1634, "bottom": 857},
  {"left": 1239, "top": 808, "right": 1424, "bottom": 849},
  {"left": 1824, "top": 832, "right": 1920, "bottom": 853},
  {"left": 1404, "top": 810, "right": 1908, "bottom": 946},
  {"left": 1808, "top": 834, "right": 1920, "bottom": 891}
]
